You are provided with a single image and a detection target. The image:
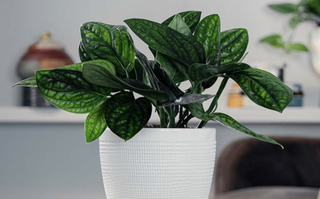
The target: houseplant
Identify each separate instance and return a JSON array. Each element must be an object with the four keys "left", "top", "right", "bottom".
[
  {"left": 14, "top": 11, "right": 292, "bottom": 198},
  {"left": 259, "top": 1, "right": 312, "bottom": 53}
]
